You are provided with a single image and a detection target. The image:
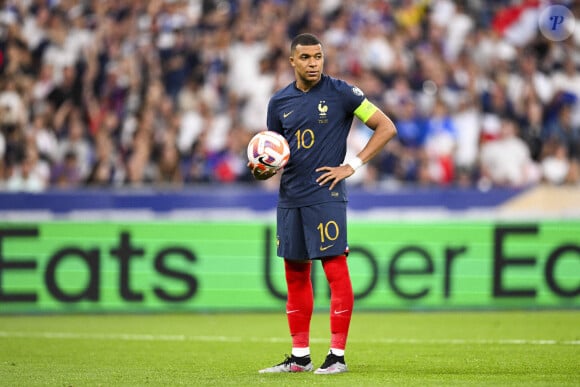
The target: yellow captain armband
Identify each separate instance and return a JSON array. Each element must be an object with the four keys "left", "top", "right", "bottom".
[{"left": 354, "top": 98, "right": 378, "bottom": 123}]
